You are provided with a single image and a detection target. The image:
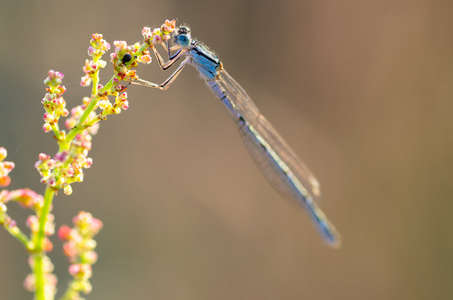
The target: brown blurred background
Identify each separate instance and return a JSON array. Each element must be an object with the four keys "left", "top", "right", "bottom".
[{"left": 1, "top": 0, "right": 453, "bottom": 299}]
